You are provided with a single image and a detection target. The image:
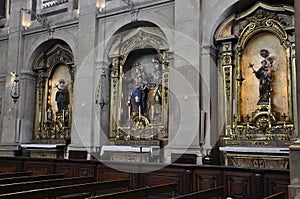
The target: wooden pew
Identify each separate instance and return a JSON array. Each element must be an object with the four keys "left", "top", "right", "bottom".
[
  {"left": 0, "top": 172, "right": 32, "bottom": 179},
  {"left": 0, "top": 179, "right": 130, "bottom": 199},
  {"left": 173, "top": 186, "right": 224, "bottom": 199},
  {"left": 263, "top": 192, "right": 286, "bottom": 199},
  {"left": 88, "top": 182, "right": 178, "bottom": 199},
  {"left": 0, "top": 176, "right": 96, "bottom": 194},
  {"left": 0, "top": 173, "right": 65, "bottom": 185}
]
